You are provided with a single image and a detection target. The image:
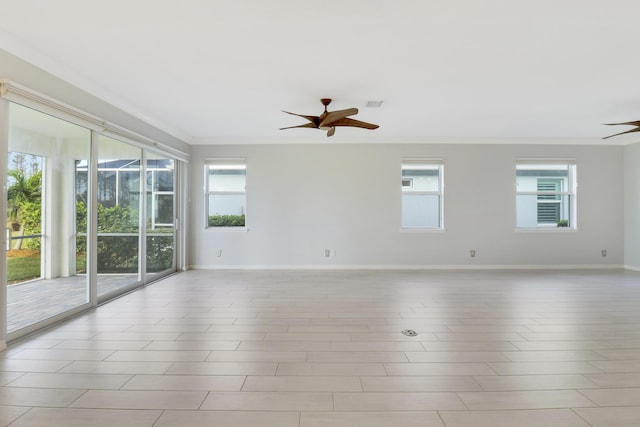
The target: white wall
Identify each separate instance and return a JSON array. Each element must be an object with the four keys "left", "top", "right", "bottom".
[
  {"left": 625, "top": 142, "right": 640, "bottom": 269},
  {"left": 189, "top": 143, "right": 624, "bottom": 268}
]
